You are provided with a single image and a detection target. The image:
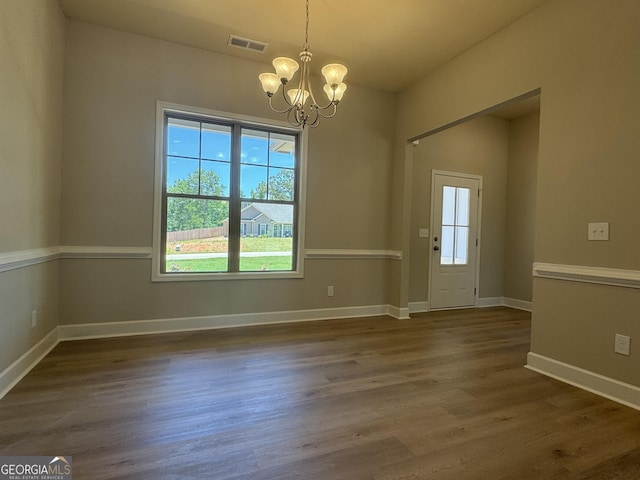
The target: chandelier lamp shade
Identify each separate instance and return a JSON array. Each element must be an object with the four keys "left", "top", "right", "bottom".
[{"left": 258, "top": 0, "right": 347, "bottom": 128}]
